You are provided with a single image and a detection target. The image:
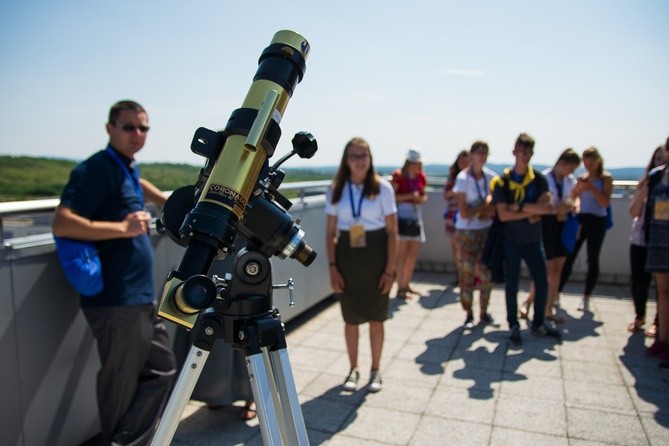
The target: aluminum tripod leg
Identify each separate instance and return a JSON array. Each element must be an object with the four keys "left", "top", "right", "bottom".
[
  {"left": 151, "top": 346, "right": 209, "bottom": 446},
  {"left": 247, "top": 347, "right": 309, "bottom": 446}
]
